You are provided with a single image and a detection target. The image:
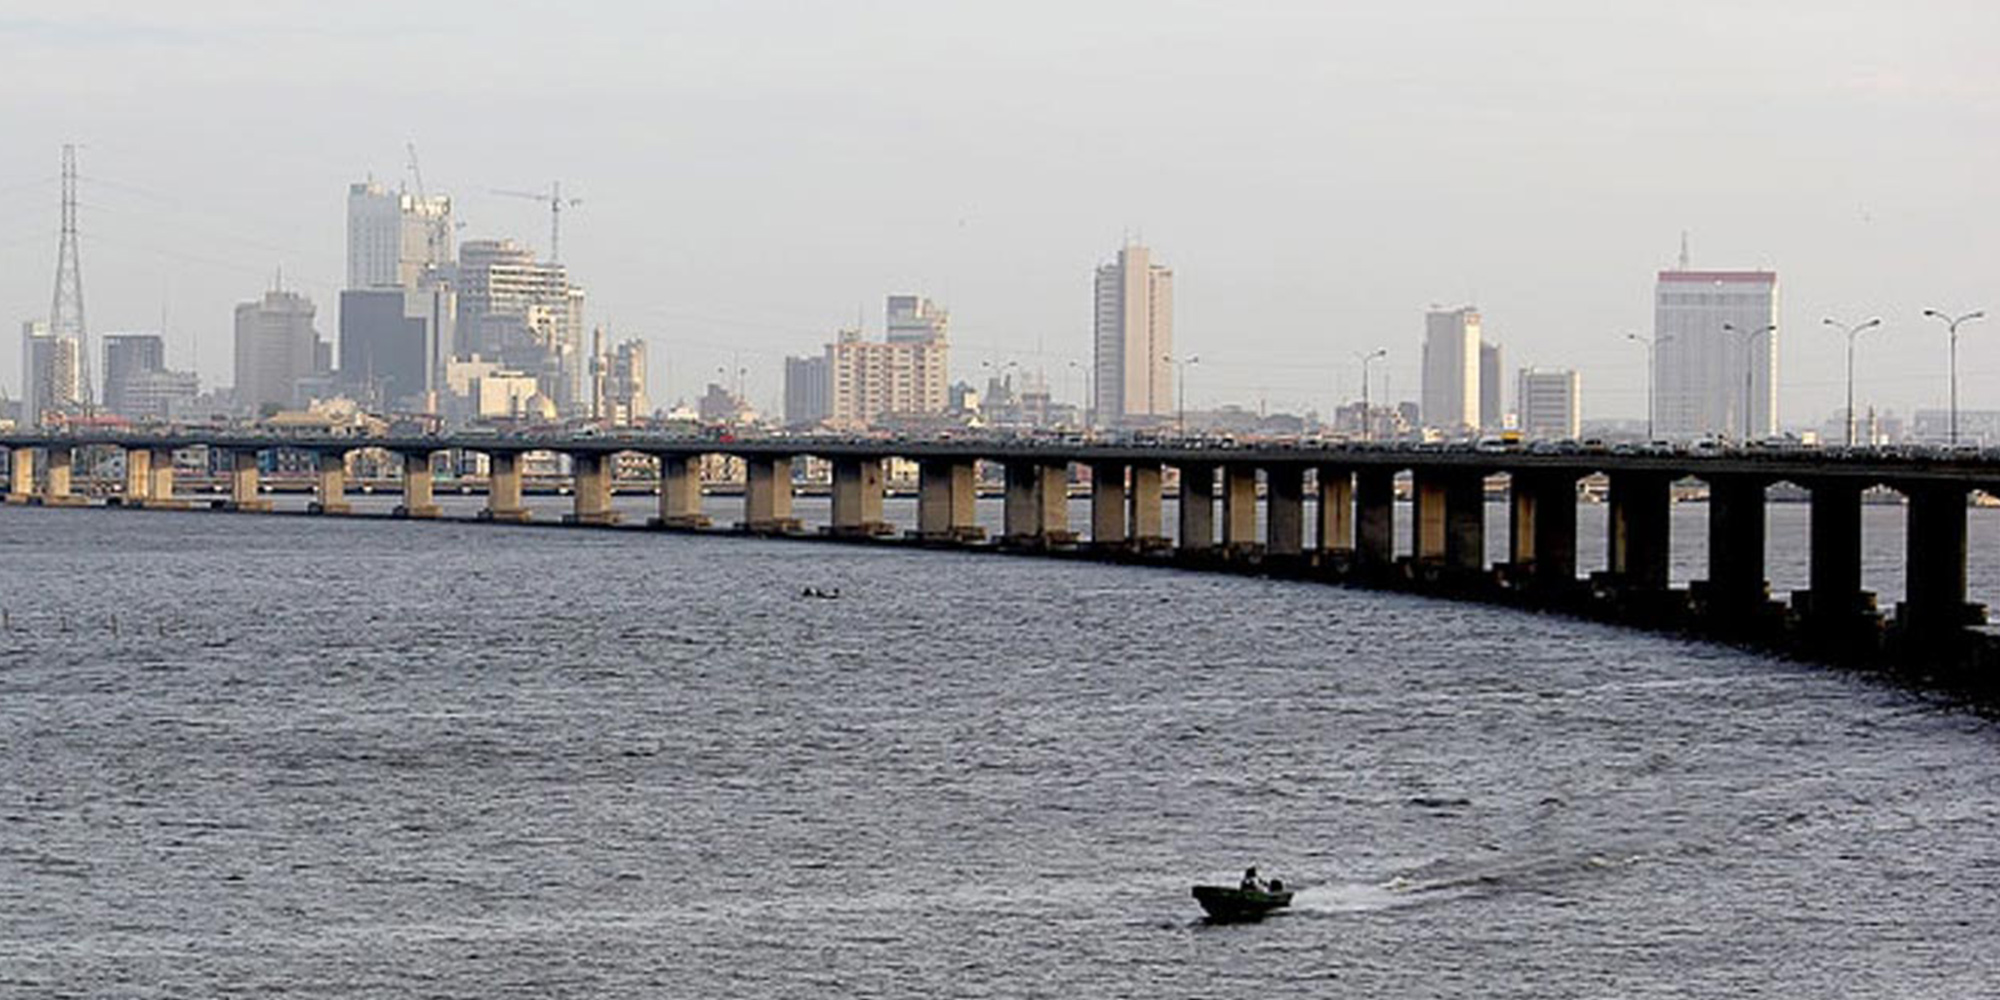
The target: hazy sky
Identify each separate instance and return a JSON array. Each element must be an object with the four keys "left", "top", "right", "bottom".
[{"left": 1, "top": 0, "right": 1995, "bottom": 426}]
